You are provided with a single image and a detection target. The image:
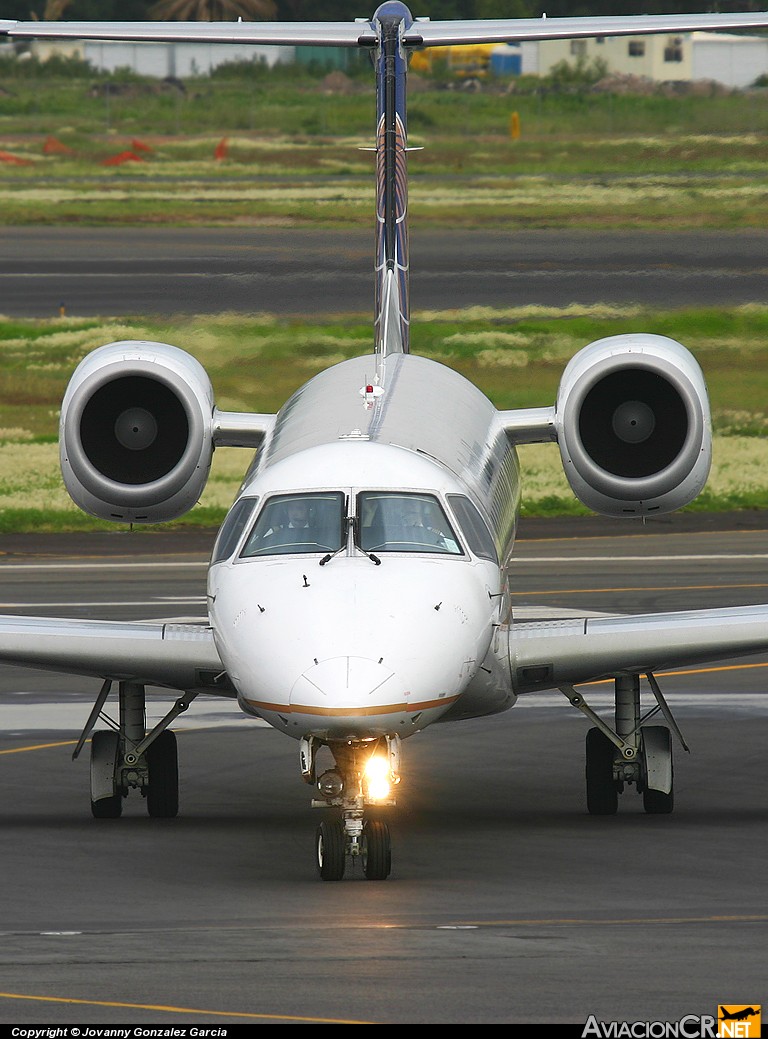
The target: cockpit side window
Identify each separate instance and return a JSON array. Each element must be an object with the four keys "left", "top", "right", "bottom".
[
  {"left": 446, "top": 494, "right": 498, "bottom": 563},
  {"left": 211, "top": 496, "right": 259, "bottom": 564},
  {"left": 357, "top": 492, "right": 463, "bottom": 555},
  {"left": 240, "top": 492, "right": 345, "bottom": 557}
]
